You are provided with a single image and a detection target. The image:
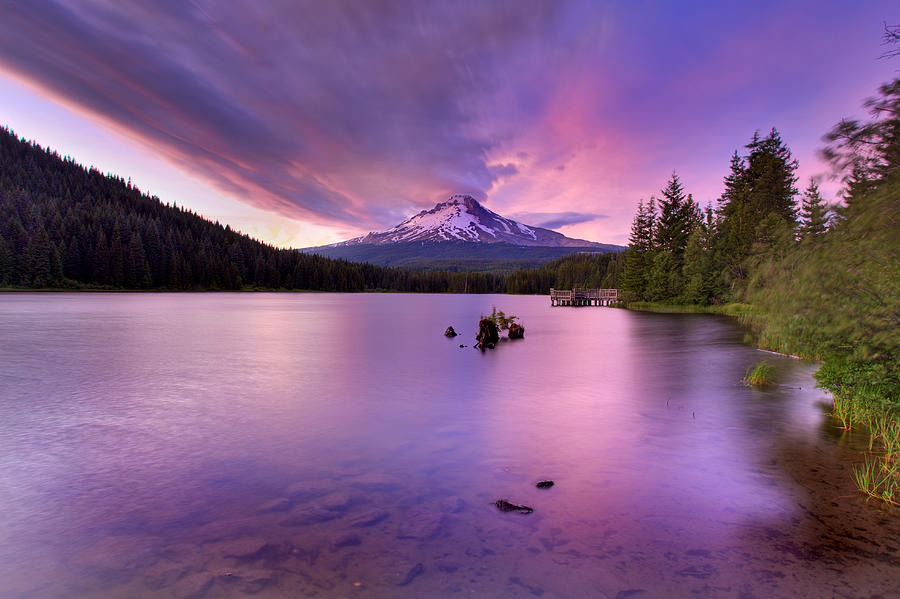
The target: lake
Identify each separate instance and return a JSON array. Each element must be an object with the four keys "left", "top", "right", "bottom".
[{"left": 0, "top": 293, "right": 897, "bottom": 598}]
